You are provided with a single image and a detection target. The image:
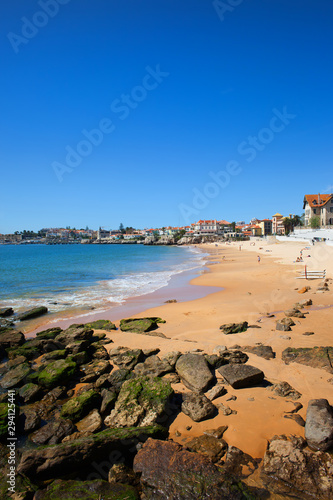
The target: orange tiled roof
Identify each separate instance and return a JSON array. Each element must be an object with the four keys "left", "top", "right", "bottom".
[{"left": 304, "top": 194, "right": 332, "bottom": 208}]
